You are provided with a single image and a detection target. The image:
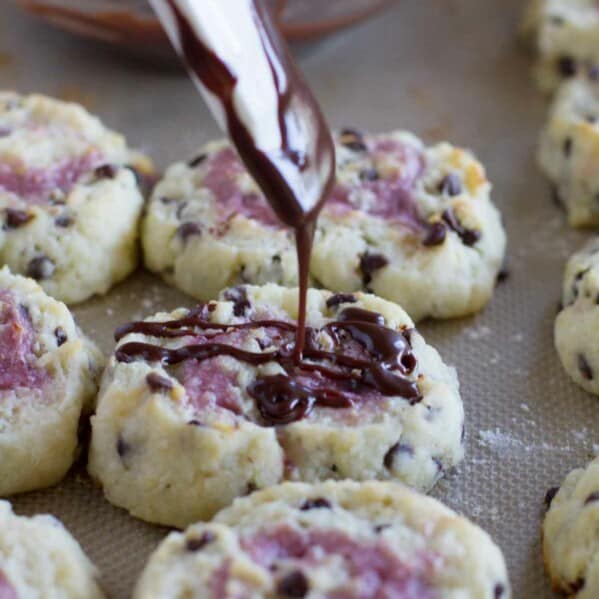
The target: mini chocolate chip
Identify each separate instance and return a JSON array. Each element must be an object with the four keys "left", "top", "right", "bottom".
[
  {"left": 186, "top": 531, "right": 215, "bottom": 551},
  {"left": 326, "top": 293, "right": 357, "bottom": 308},
  {"left": 568, "top": 578, "right": 585, "bottom": 593},
  {"left": 146, "top": 372, "right": 173, "bottom": 392},
  {"left": 26, "top": 256, "right": 55, "bottom": 280},
  {"left": 187, "top": 419, "right": 204, "bottom": 426},
  {"left": 571, "top": 268, "right": 590, "bottom": 300},
  {"left": 545, "top": 486, "right": 559, "bottom": 510},
  {"left": 578, "top": 354, "right": 593, "bottom": 380},
  {"left": 557, "top": 56, "right": 577, "bottom": 77},
  {"left": 340, "top": 128, "right": 367, "bottom": 152},
  {"left": 331, "top": 464, "right": 338, "bottom": 472},
  {"left": 54, "top": 215, "right": 72, "bottom": 228},
  {"left": 245, "top": 482, "right": 258, "bottom": 495},
  {"left": 5, "top": 208, "right": 33, "bottom": 229},
  {"left": 438, "top": 173, "right": 462, "bottom": 196},
  {"left": 340, "top": 127, "right": 363, "bottom": 138},
  {"left": 177, "top": 222, "right": 201, "bottom": 240},
  {"left": 584, "top": 491, "right": 599, "bottom": 505},
  {"left": 359, "top": 167, "right": 379, "bottom": 181},
  {"left": 116, "top": 436, "right": 130, "bottom": 457},
  {"left": 496, "top": 267, "right": 509, "bottom": 284},
  {"left": 300, "top": 497, "right": 331, "bottom": 510},
  {"left": 126, "top": 165, "right": 142, "bottom": 185},
  {"left": 442, "top": 209, "right": 480, "bottom": 246},
  {"left": 224, "top": 286, "right": 251, "bottom": 317},
  {"left": 359, "top": 252, "right": 388, "bottom": 285},
  {"left": 494, "top": 583, "right": 506, "bottom": 598},
  {"left": 277, "top": 570, "right": 309, "bottom": 598},
  {"left": 54, "top": 326, "right": 68, "bottom": 347},
  {"left": 17, "top": 303, "right": 30, "bottom": 322},
  {"left": 374, "top": 523, "right": 391, "bottom": 533},
  {"left": 563, "top": 138, "right": 573, "bottom": 157},
  {"left": 272, "top": 254, "right": 281, "bottom": 263},
  {"left": 175, "top": 201, "right": 189, "bottom": 220},
  {"left": 94, "top": 164, "right": 117, "bottom": 179},
  {"left": 422, "top": 222, "right": 447, "bottom": 246},
  {"left": 188, "top": 153, "right": 207, "bottom": 167},
  {"left": 384, "top": 442, "right": 413, "bottom": 469},
  {"left": 551, "top": 186, "right": 564, "bottom": 209}
]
